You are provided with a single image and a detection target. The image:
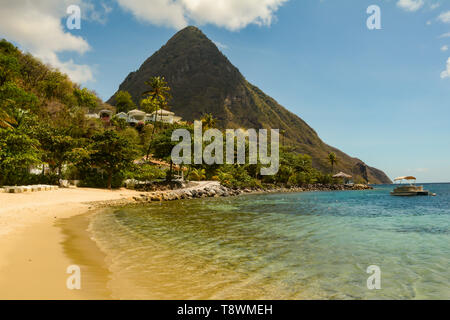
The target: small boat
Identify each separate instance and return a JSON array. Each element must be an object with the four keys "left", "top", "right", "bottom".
[{"left": 390, "top": 176, "right": 432, "bottom": 196}]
